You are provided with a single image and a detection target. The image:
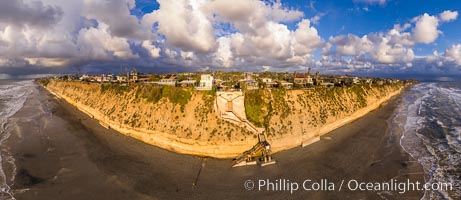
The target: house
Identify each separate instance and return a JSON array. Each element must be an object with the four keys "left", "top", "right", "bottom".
[
  {"left": 238, "top": 79, "right": 259, "bottom": 90},
  {"left": 261, "top": 78, "right": 278, "bottom": 88},
  {"left": 319, "top": 77, "right": 335, "bottom": 87},
  {"left": 364, "top": 78, "right": 372, "bottom": 84},
  {"left": 278, "top": 80, "right": 293, "bottom": 89},
  {"left": 196, "top": 74, "right": 214, "bottom": 90},
  {"left": 157, "top": 74, "right": 177, "bottom": 86},
  {"left": 261, "top": 78, "right": 272, "bottom": 83},
  {"left": 293, "top": 75, "right": 313, "bottom": 88},
  {"left": 179, "top": 79, "right": 196, "bottom": 88},
  {"left": 79, "top": 74, "right": 90, "bottom": 81},
  {"left": 374, "top": 79, "right": 384, "bottom": 85},
  {"left": 128, "top": 68, "right": 139, "bottom": 82},
  {"left": 352, "top": 77, "right": 360, "bottom": 84},
  {"left": 116, "top": 75, "right": 127, "bottom": 83},
  {"left": 96, "top": 74, "right": 105, "bottom": 82},
  {"left": 105, "top": 74, "right": 116, "bottom": 82},
  {"left": 137, "top": 74, "right": 150, "bottom": 83},
  {"left": 293, "top": 69, "right": 313, "bottom": 88}
]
